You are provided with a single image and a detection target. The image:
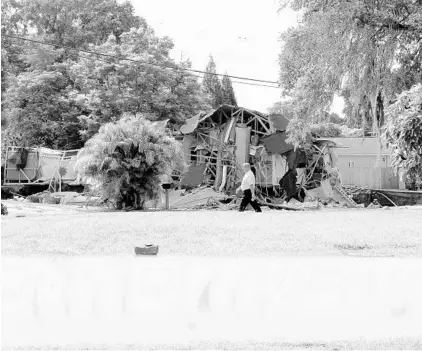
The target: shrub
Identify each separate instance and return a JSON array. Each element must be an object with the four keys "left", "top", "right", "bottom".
[
  {"left": 386, "top": 84, "right": 422, "bottom": 182},
  {"left": 75, "top": 114, "right": 186, "bottom": 210},
  {"left": 1, "top": 203, "right": 8, "bottom": 215}
]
